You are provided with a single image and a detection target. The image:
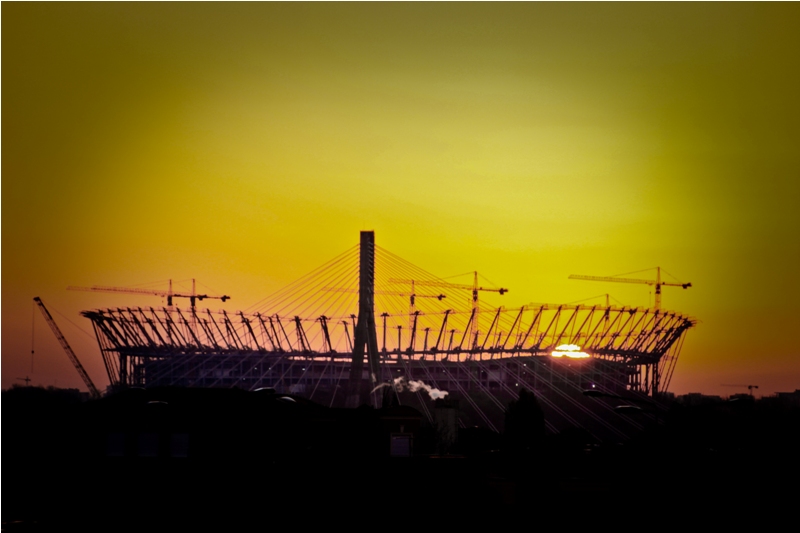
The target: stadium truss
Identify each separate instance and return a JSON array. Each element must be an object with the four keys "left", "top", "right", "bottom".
[{"left": 81, "top": 232, "right": 695, "bottom": 437}]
